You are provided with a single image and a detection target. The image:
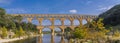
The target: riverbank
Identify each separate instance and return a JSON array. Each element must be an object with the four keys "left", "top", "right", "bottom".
[
  {"left": 0, "top": 35, "right": 40, "bottom": 43},
  {"left": 0, "top": 37, "right": 25, "bottom": 43}
]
